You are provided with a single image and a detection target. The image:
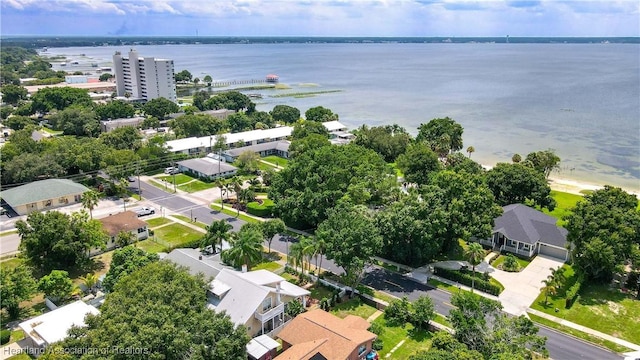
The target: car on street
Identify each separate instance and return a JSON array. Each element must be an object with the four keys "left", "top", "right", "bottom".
[{"left": 135, "top": 207, "right": 155, "bottom": 217}]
